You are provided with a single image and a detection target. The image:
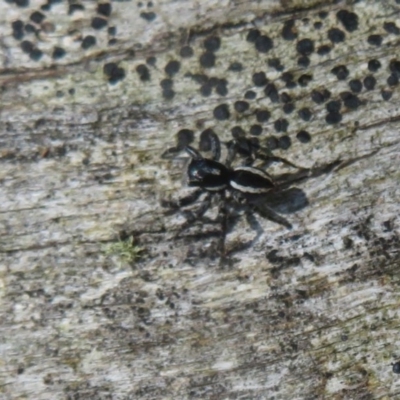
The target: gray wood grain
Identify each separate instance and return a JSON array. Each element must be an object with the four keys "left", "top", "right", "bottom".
[{"left": 1, "top": 0, "right": 400, "bottom": 398}]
